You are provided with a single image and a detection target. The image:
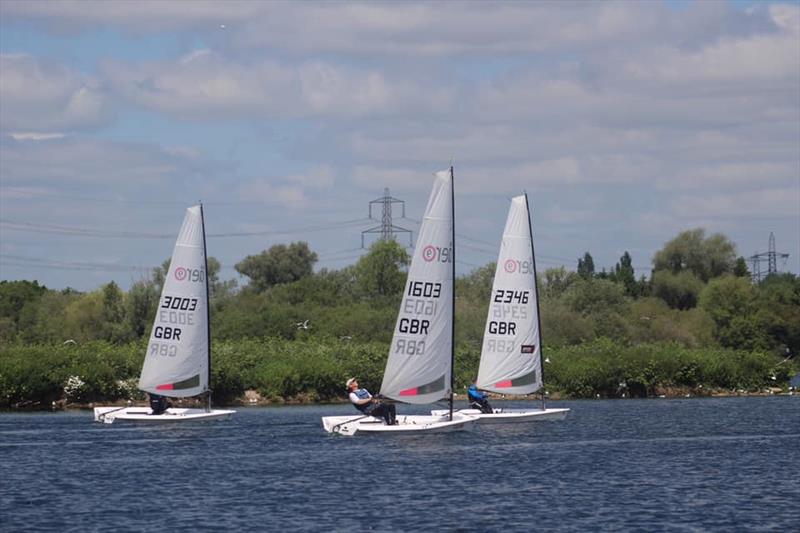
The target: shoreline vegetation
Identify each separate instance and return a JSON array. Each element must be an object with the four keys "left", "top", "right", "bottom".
[
  {"left": 1, "top": 231, "right": 798, "bottom": 411},
  {"left": 1, "top": 337, "right": 796, "bottom": 411}
]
